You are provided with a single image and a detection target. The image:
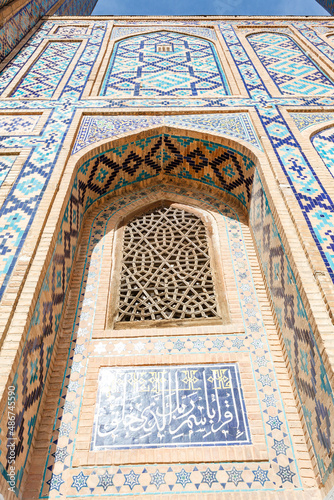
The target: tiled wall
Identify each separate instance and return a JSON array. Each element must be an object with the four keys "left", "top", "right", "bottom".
[{"left": 0, "top": 16, "right": 334, "bottom": 499}]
